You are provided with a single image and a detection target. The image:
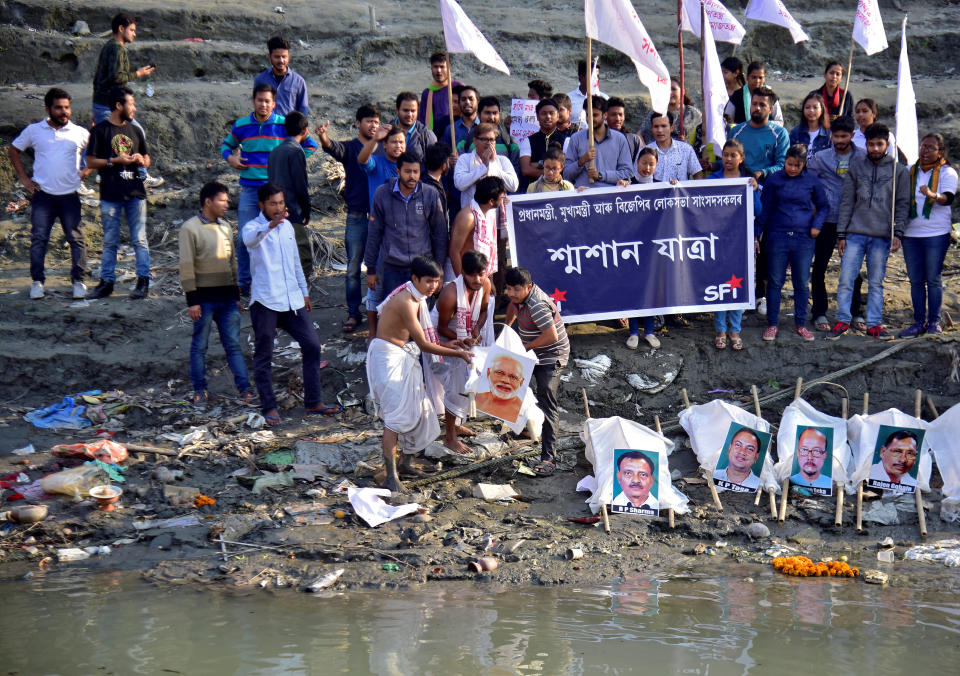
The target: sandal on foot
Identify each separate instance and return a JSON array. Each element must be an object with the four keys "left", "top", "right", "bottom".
[
  {"left": 264, "top": 412, "right": 282, "bottom": 426},
  {"left": 342, "top": 316, "right": 360, "bottom": 333},
  {"left": 729, "top": 334, "right": 743, "bottom": 350},
  {"left": 306, "top": 403, "right": 343, "bottom": 416},
  {"left": 533, "top": 460, "right": 556, "bottom": 477},
  {"left": 714, "top": 332, "right": 727, "bottom": 350}
]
